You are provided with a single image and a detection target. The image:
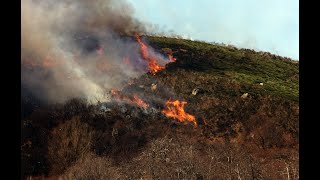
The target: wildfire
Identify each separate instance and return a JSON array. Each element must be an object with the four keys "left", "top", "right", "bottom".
[
  {"left": 162, "top": 100, "right": 197, "bottom": 126},
  {"left": 168, "top": 54, "right": 177, "bottom": 62},
  {"left": 111, "top": 89, "right": 149, "bottom": 109},
  {"left": 132, "top": 95, "right": 149, "bottom": 109},
  {"left": 135, "top": 34, "right": 165, "bottom": 75},
  {"left": 203, "top": 119, "right": 207, "bottom": 125}
]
